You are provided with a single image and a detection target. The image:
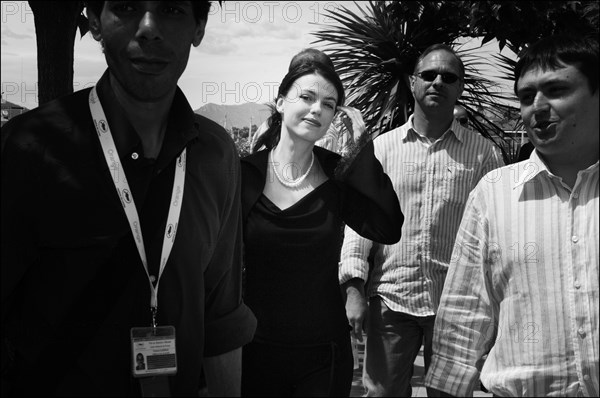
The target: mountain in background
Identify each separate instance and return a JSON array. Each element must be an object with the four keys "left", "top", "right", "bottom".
[{"left": 195, "top": 102, "right": 272, "bottom": 129}]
